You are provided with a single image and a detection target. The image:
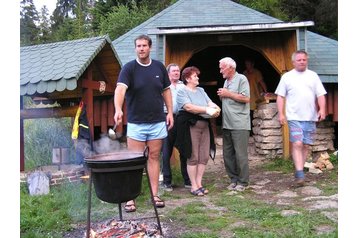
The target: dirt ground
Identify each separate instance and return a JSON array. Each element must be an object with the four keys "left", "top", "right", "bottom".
[{"left": 64, "top": 137, "right": 338, "bottom": 237}]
